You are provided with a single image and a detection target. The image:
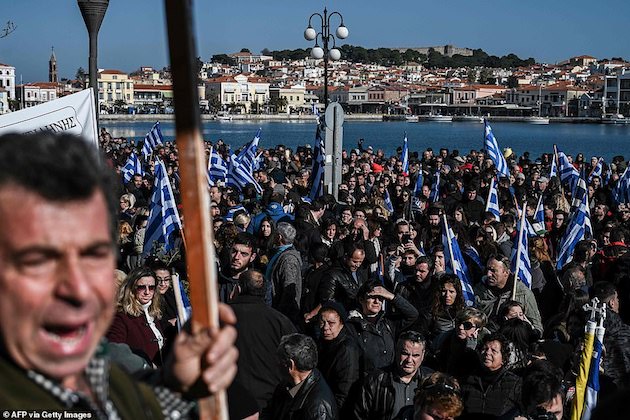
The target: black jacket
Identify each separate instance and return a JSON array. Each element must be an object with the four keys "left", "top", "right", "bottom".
[
  {"left": 347, "top": 295, "right": 419, "bottom": 369},
  {"left": 318, "top": 327, "right": 366, "bottom": 415},
  {"left": 231, "top": 295, "right": 297, "bottom": 413},
  {"left": 269, "top": 369, "right": 338, "bottom": 420},
  {"left": 351, "top": 366, "right": 433, "bottom": 420},
  {"left": 461, "top": 368, "right": 522, "bottom": 417},
  {"left": 319, "top": 265, "right": 368, "bottom": 311}
]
